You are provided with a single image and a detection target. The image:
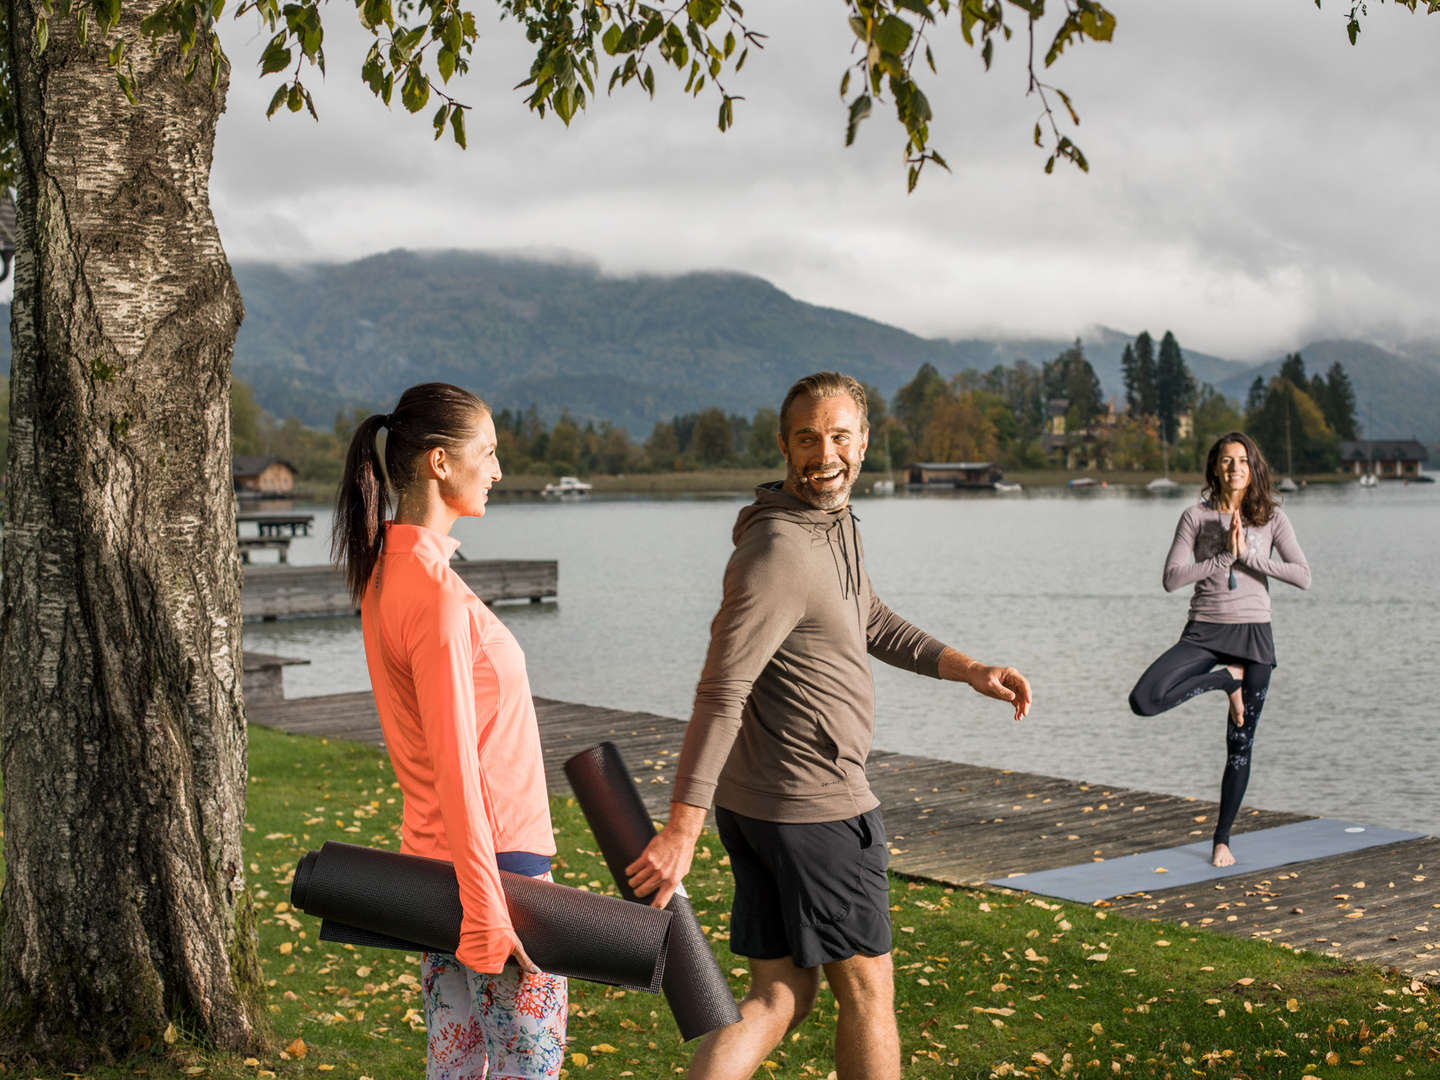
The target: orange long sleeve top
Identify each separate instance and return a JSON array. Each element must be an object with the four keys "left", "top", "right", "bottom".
[{"left": 360, "top": 523, "right": 555, "bottom": 974}]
